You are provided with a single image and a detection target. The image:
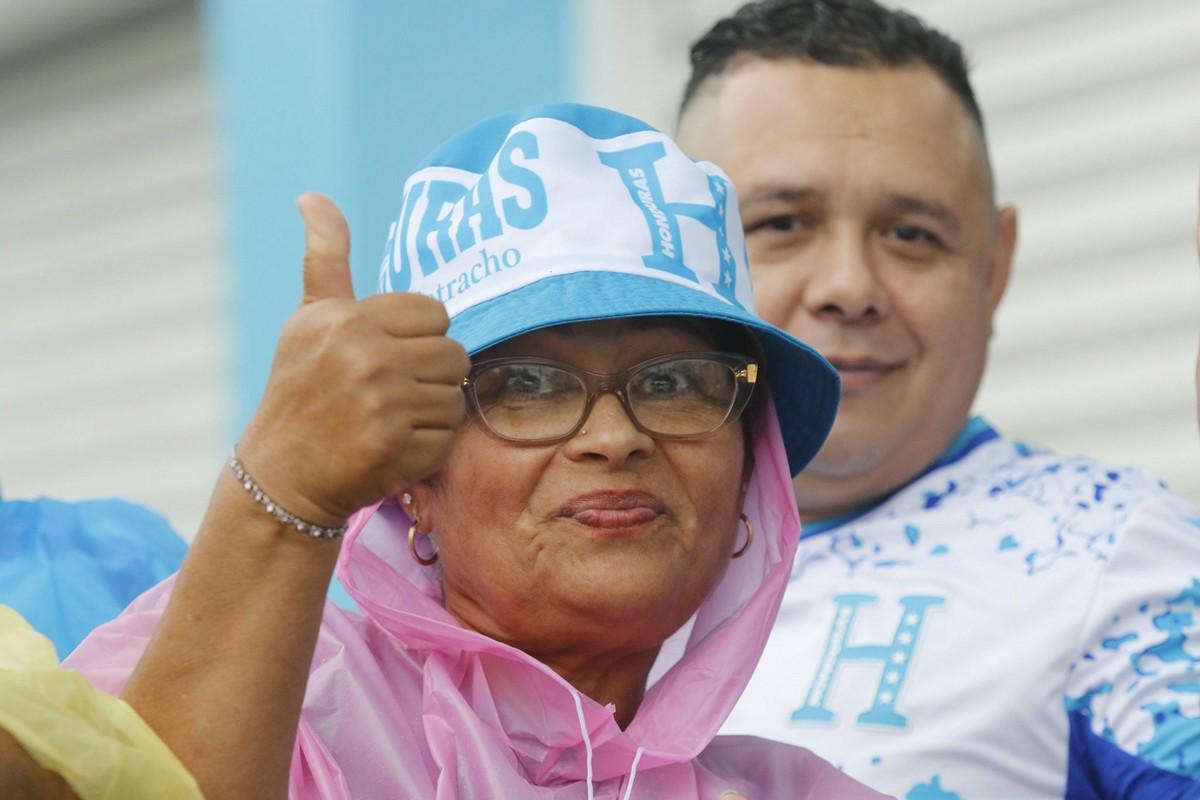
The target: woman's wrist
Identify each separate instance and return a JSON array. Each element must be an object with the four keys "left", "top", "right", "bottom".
[
  {"left": 230, "top": 428, "right": 353, "bottom": 530},
  {"left": 228, "top": 454, "right": 348, "bottom": 540},
  {"left": 120, "top": 467, "right": 342, "bottom": 799}
]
